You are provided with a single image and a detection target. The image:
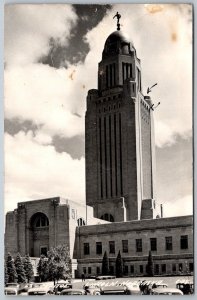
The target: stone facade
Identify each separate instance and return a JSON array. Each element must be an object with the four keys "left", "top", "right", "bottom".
[
  {"left": 74, "top": 215, "right": 193, "bottom": 277},
  {"left": 4, "top": 197, "right": 108, "bottom": 277}
]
